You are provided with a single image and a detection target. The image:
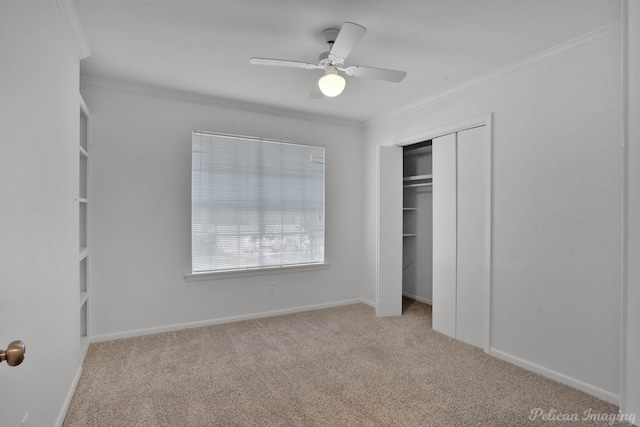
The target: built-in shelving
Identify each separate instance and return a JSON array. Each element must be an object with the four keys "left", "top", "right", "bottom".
[
  {"left": 402, "top": 143, "right": 433, "bottom": 306},
  {"left": 79, "top": 94, "right": 90, "bottom": 355},
  {"left": 403, "top": 176, "right": 428, "bottom": 236},
  {"left": 403, "top": 206, "right": 417, "bottom": 237}
]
